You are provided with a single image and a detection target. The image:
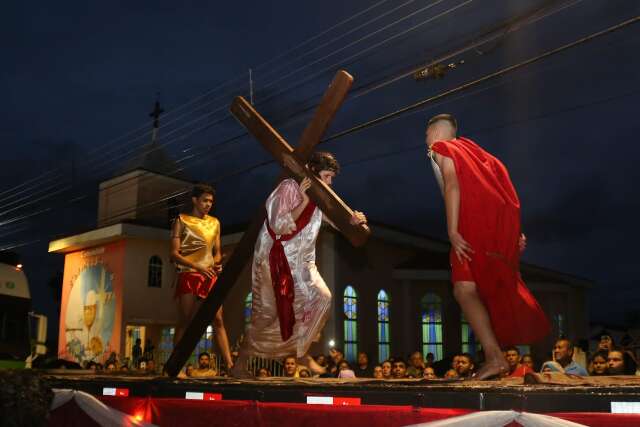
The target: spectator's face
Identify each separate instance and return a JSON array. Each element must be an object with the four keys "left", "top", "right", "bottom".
[
  {"left": 147, "top": 361, "right": 155, "bottom": 371},
  {"left": 392, "top": 362, "right": 407, "bottom": 378},
  {"left": 316, "top": 355, "right": 327, "bottom": 366},
  {"left": 426, "top": 353, "right": 435, "bottom": 363},
  {"left": 607, "top": 351, "right": 625, "bottom": 374},
  {"left": 423, "top": 367, "right": 437, "bottom": 379},
  {"left": 186, "top": 366, "right": 194, "bottom": 376},
  {"left": 357, "top": 353, "right": 368, "bottom": 366},
  {"left": 410, "top": 352, "right": 424, "bottom": 368},
  {"left": 330, "top": 349, "right": 343, "bottom": 363},
  {"left": 373, "top": 366, "right": 383, "bottom": 378},
  {"left": 598, "top": 336, "right": 613, "bottom": 352},
  {"left": 444, "top": 369, "right": 458, "bottom": 379},
  {"left": 106, "top": 363, "right": 116, "bottom": 371},
  {"left": 382, "top": 362, "right": 392, "bottom": 378},
  {"left": 522, "top": 355, "right": 534, "bottom": 370},
  {"left": 299, "top": 369, "right": 311, "bottom": 378},
  {"left": 339, "top": 361, "right": 351, "bottom": 371},
  {"left": 592, "top": 355, "right": 608, "bottom": 375},
  {"left": 451, "top": 356, "right": 460, "bottom": 369},
  {"left": 198, "top": 355, "right": 210, "bottom": 369},
  {"left": 506, "top": 350, "right": 520, "bottom": 369},
  {"left": 284, "top": 358, "right": 297, "bottom": 376},
  {"left": 257, "top": 368, "right": 269, "bottom": 378},
  {"left": 553, "top": 340, "right": 572, "bottom": 364},
  {"left": 456, "top": 356, "right": 474, "bottom": 377}
]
